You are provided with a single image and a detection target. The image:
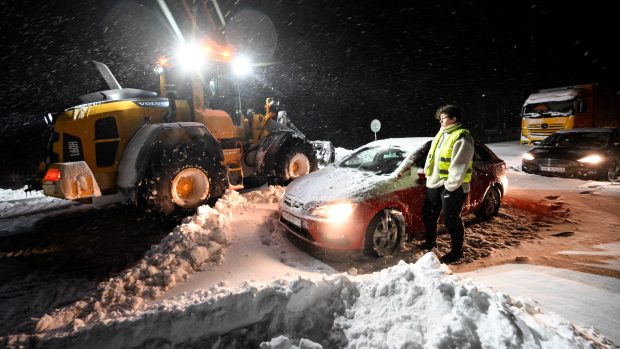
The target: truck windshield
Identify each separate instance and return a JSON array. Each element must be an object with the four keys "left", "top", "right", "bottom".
[
  {"left": 523, "top": 100, "right": 574, "bottom": 118},
  {"left": 541, "top": 132, "right": 610, "bottom": 149},
  {"left": 340, "top": 146, "right": 406, "bottom": 174}
]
